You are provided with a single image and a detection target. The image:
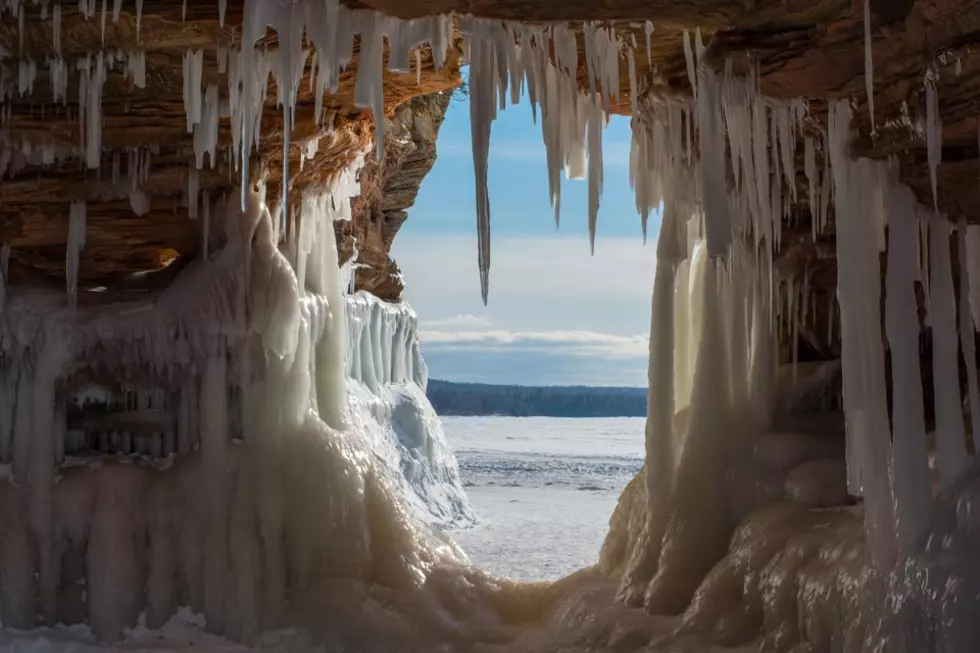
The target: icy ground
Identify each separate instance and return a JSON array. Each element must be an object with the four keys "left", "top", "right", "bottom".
[
  {"left": 446, "top": 416, "right": 645, "bottom": 580},
  {"left": 0, "top": 608, "right": 329, "bottom": 652}
]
